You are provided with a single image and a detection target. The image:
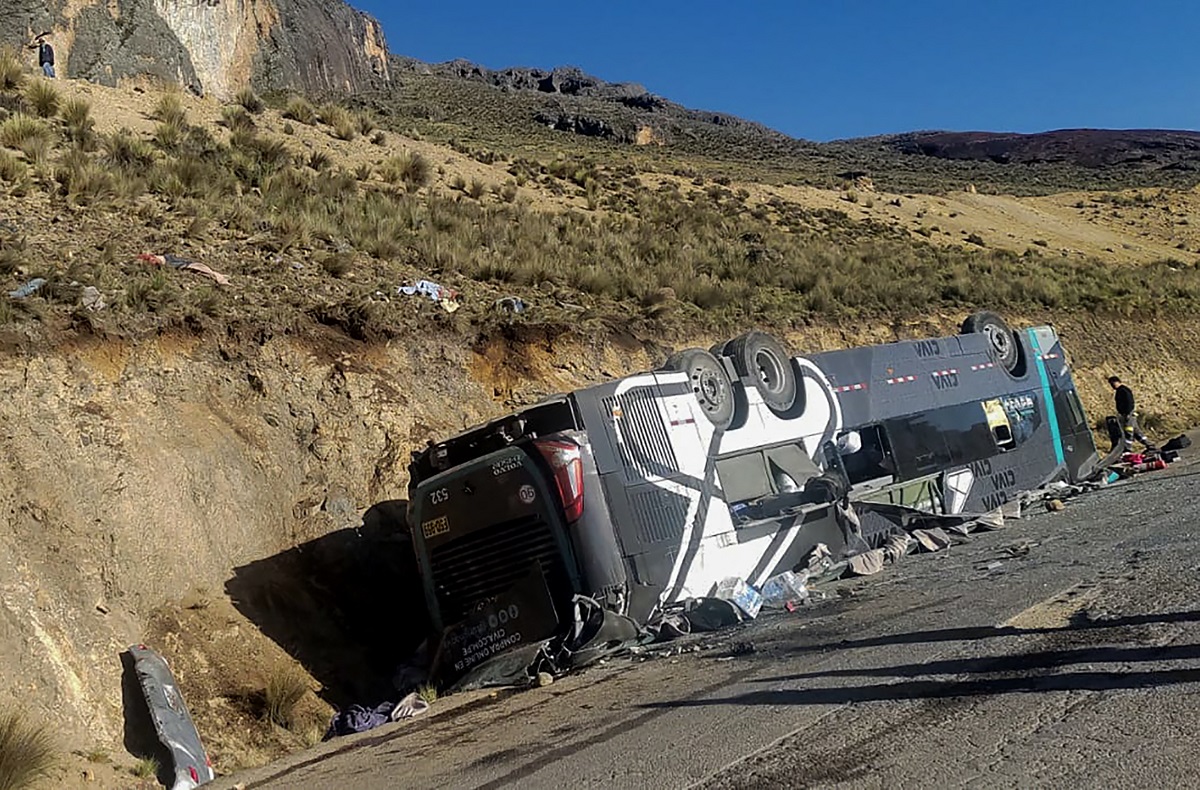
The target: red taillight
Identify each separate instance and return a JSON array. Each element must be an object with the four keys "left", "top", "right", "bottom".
[
  {"left": 189, "top": 766, "right": 199, "bottom": 782},
  {"left": 535, "top": 439, "right": 584, "bottom": 523}
]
